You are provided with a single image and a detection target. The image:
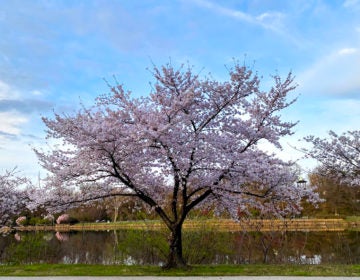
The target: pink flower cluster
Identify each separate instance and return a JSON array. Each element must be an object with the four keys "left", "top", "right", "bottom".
[
  {"left": 56, "top": 213, "right": 70, "bottom": 224},
  {"left": 15, "top": 216, "right": 26, "bottom": 226},
  {"left": 44, "top": 214, "right": 54, "bottom": 222}
]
